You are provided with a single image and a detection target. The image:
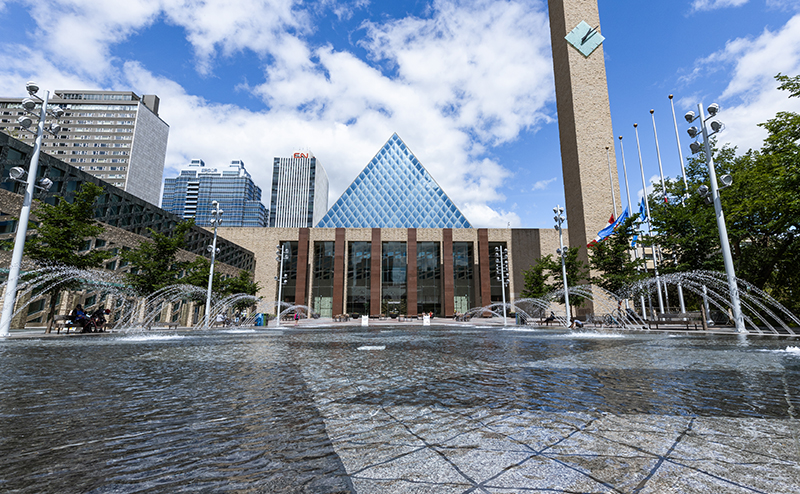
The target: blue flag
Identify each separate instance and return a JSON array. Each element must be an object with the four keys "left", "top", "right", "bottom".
[
  {"left": 638, "top": 198, "right": 647, "bottom": 220},
  {"left": 631, "top": 234, "right": 638, "bottom": 247},
  {"left": 589, "top": 206, "right": 629, "bottom": 246}
]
